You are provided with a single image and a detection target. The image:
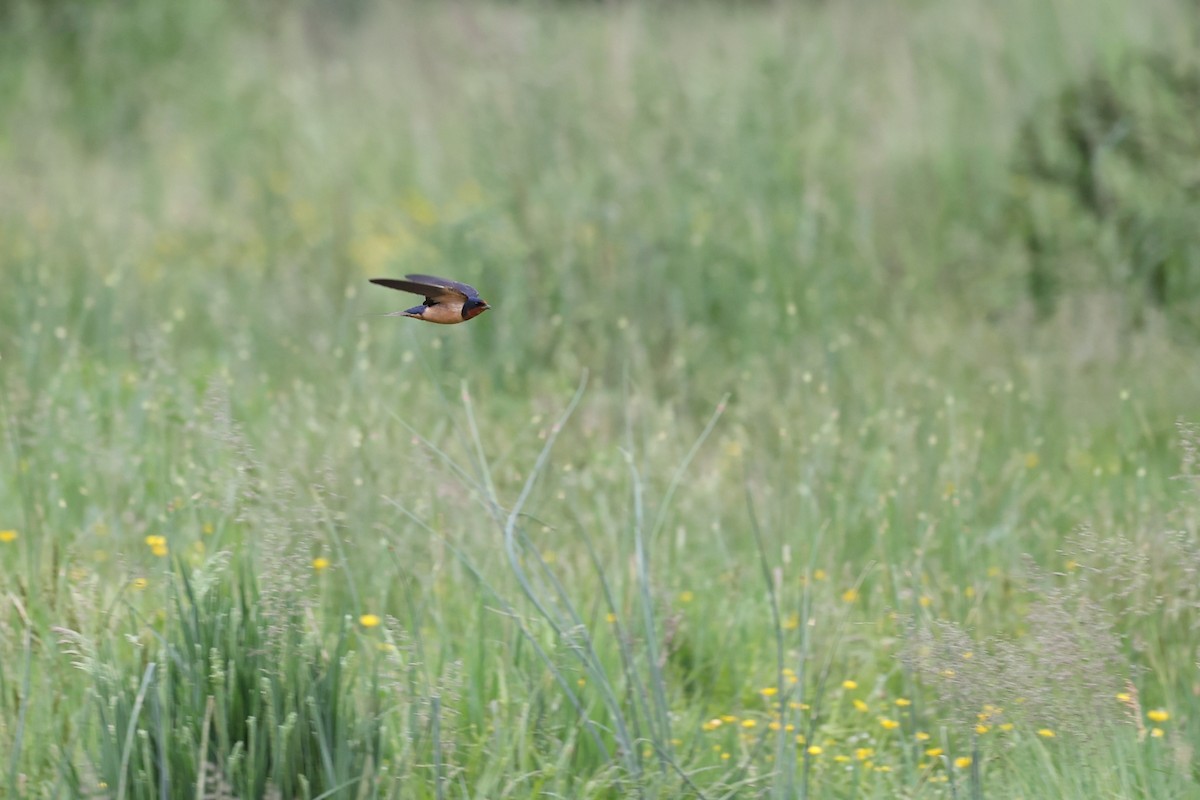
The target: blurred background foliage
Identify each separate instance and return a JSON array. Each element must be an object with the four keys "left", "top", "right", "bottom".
[{"left": 2, "top": 0, "right": 1197, "bottom": 369}]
